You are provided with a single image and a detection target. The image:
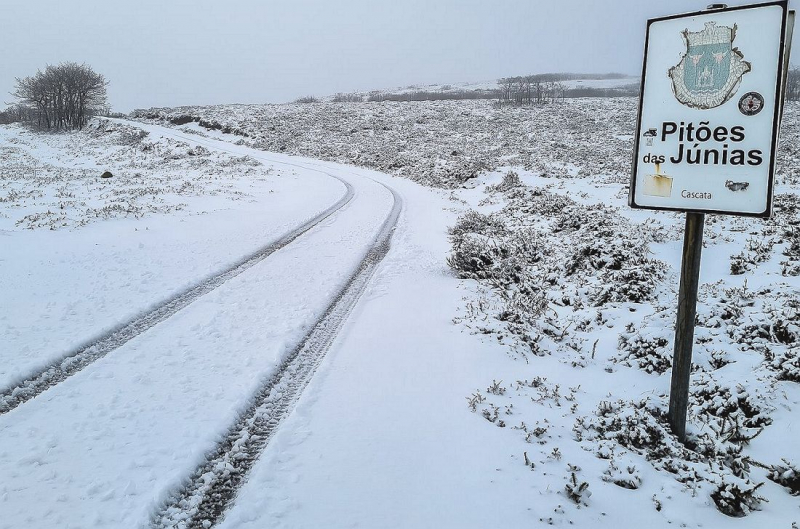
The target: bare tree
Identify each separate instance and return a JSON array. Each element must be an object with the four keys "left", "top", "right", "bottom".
[{"left": 12, "top": 62, "right": 108, "bottom": 130}]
